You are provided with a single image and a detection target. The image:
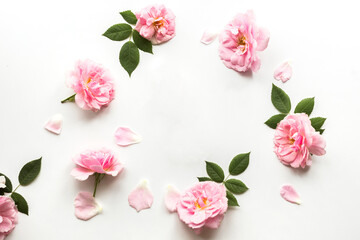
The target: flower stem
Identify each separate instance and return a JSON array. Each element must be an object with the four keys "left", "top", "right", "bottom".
[
  {"left": 93, "top": 173, "right": 102, "bottom": 197},
  {"left": 61, "top": 94, "right": 76, "bottom": 103}
]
